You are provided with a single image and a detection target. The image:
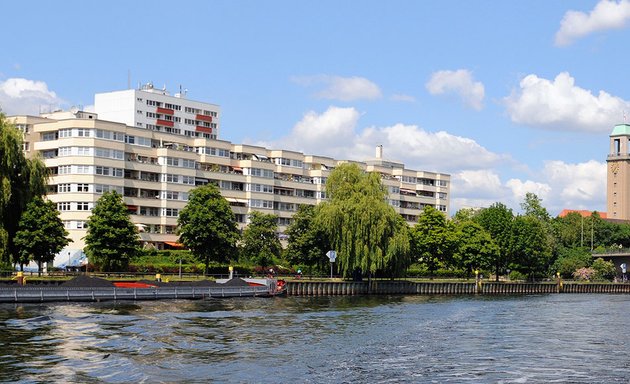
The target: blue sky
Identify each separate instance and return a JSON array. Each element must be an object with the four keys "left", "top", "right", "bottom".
[{"left": 2, "top": 0, "right": 629, "bottom": 215}]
